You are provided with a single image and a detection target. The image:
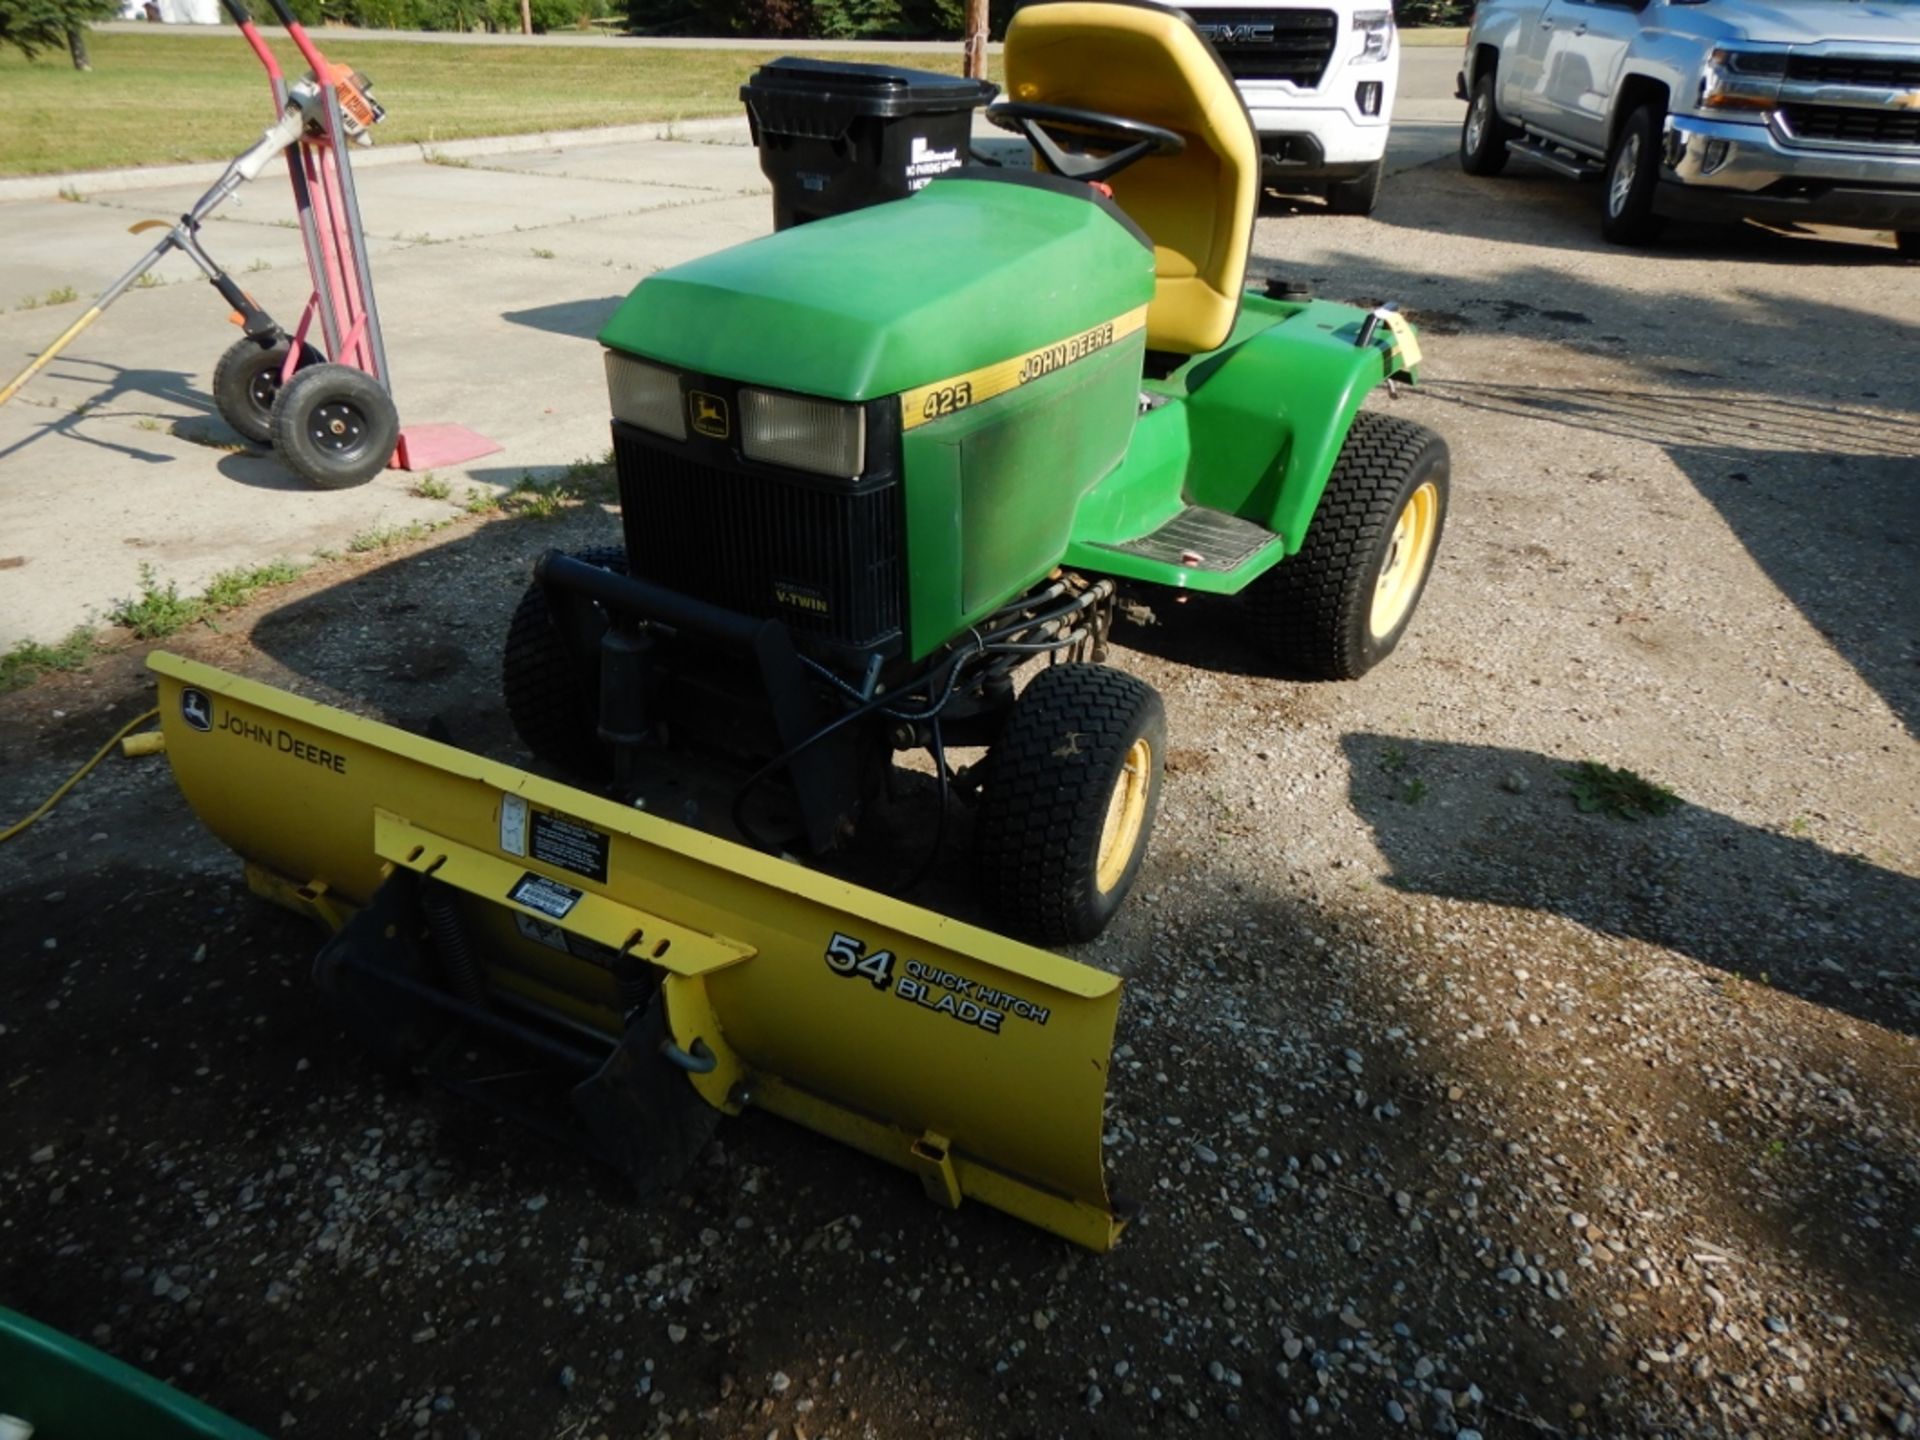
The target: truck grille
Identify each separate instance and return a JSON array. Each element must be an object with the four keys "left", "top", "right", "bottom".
[
  {"left": 1780, "top": 104, "right": 1920, "bottom": 149},
  {"left": 1784, "top": 55, "right": 1920, "bottom": 88},
  {"left": 1192, "top": 9, "right": 1338, "bottom": 88},
  {"left": 613, "top": 427, "right": 903, "bottom": 652}
]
